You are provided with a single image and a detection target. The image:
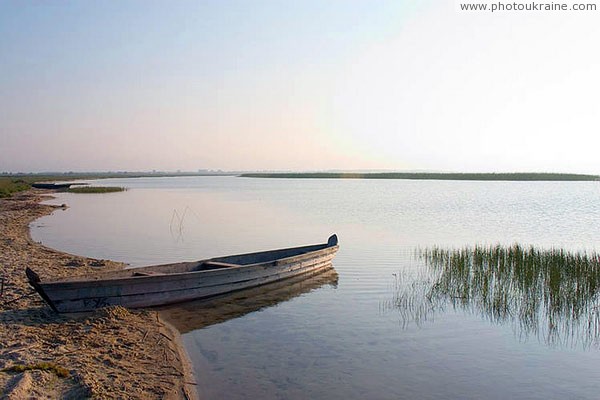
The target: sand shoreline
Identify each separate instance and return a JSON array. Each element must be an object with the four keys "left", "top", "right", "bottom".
[{"left": 0, "top": 190, "right": 197, "bottom": 399}]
